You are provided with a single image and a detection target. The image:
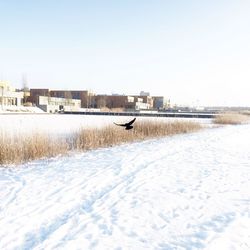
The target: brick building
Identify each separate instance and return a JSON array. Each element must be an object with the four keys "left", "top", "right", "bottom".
[
  {"left": 93, "top": 95, "right": 135, "bottom": 109},
  {"left": 49, "top": 90, "right": 94, "bottom": 108}
]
